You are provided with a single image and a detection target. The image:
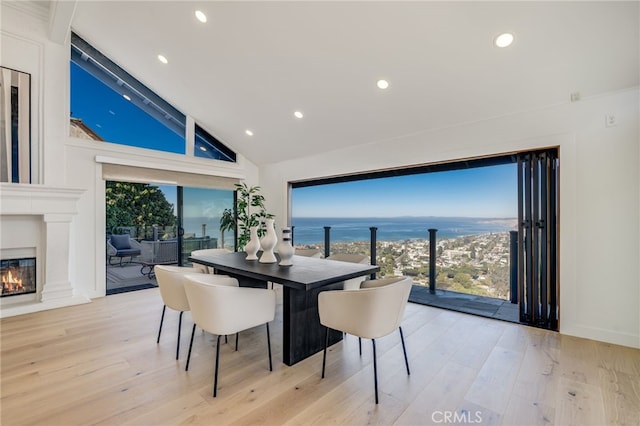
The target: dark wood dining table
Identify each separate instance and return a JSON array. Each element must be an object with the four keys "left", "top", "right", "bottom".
[{"left": 188, "top": 251, "right": 379, "bottom": 366}]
